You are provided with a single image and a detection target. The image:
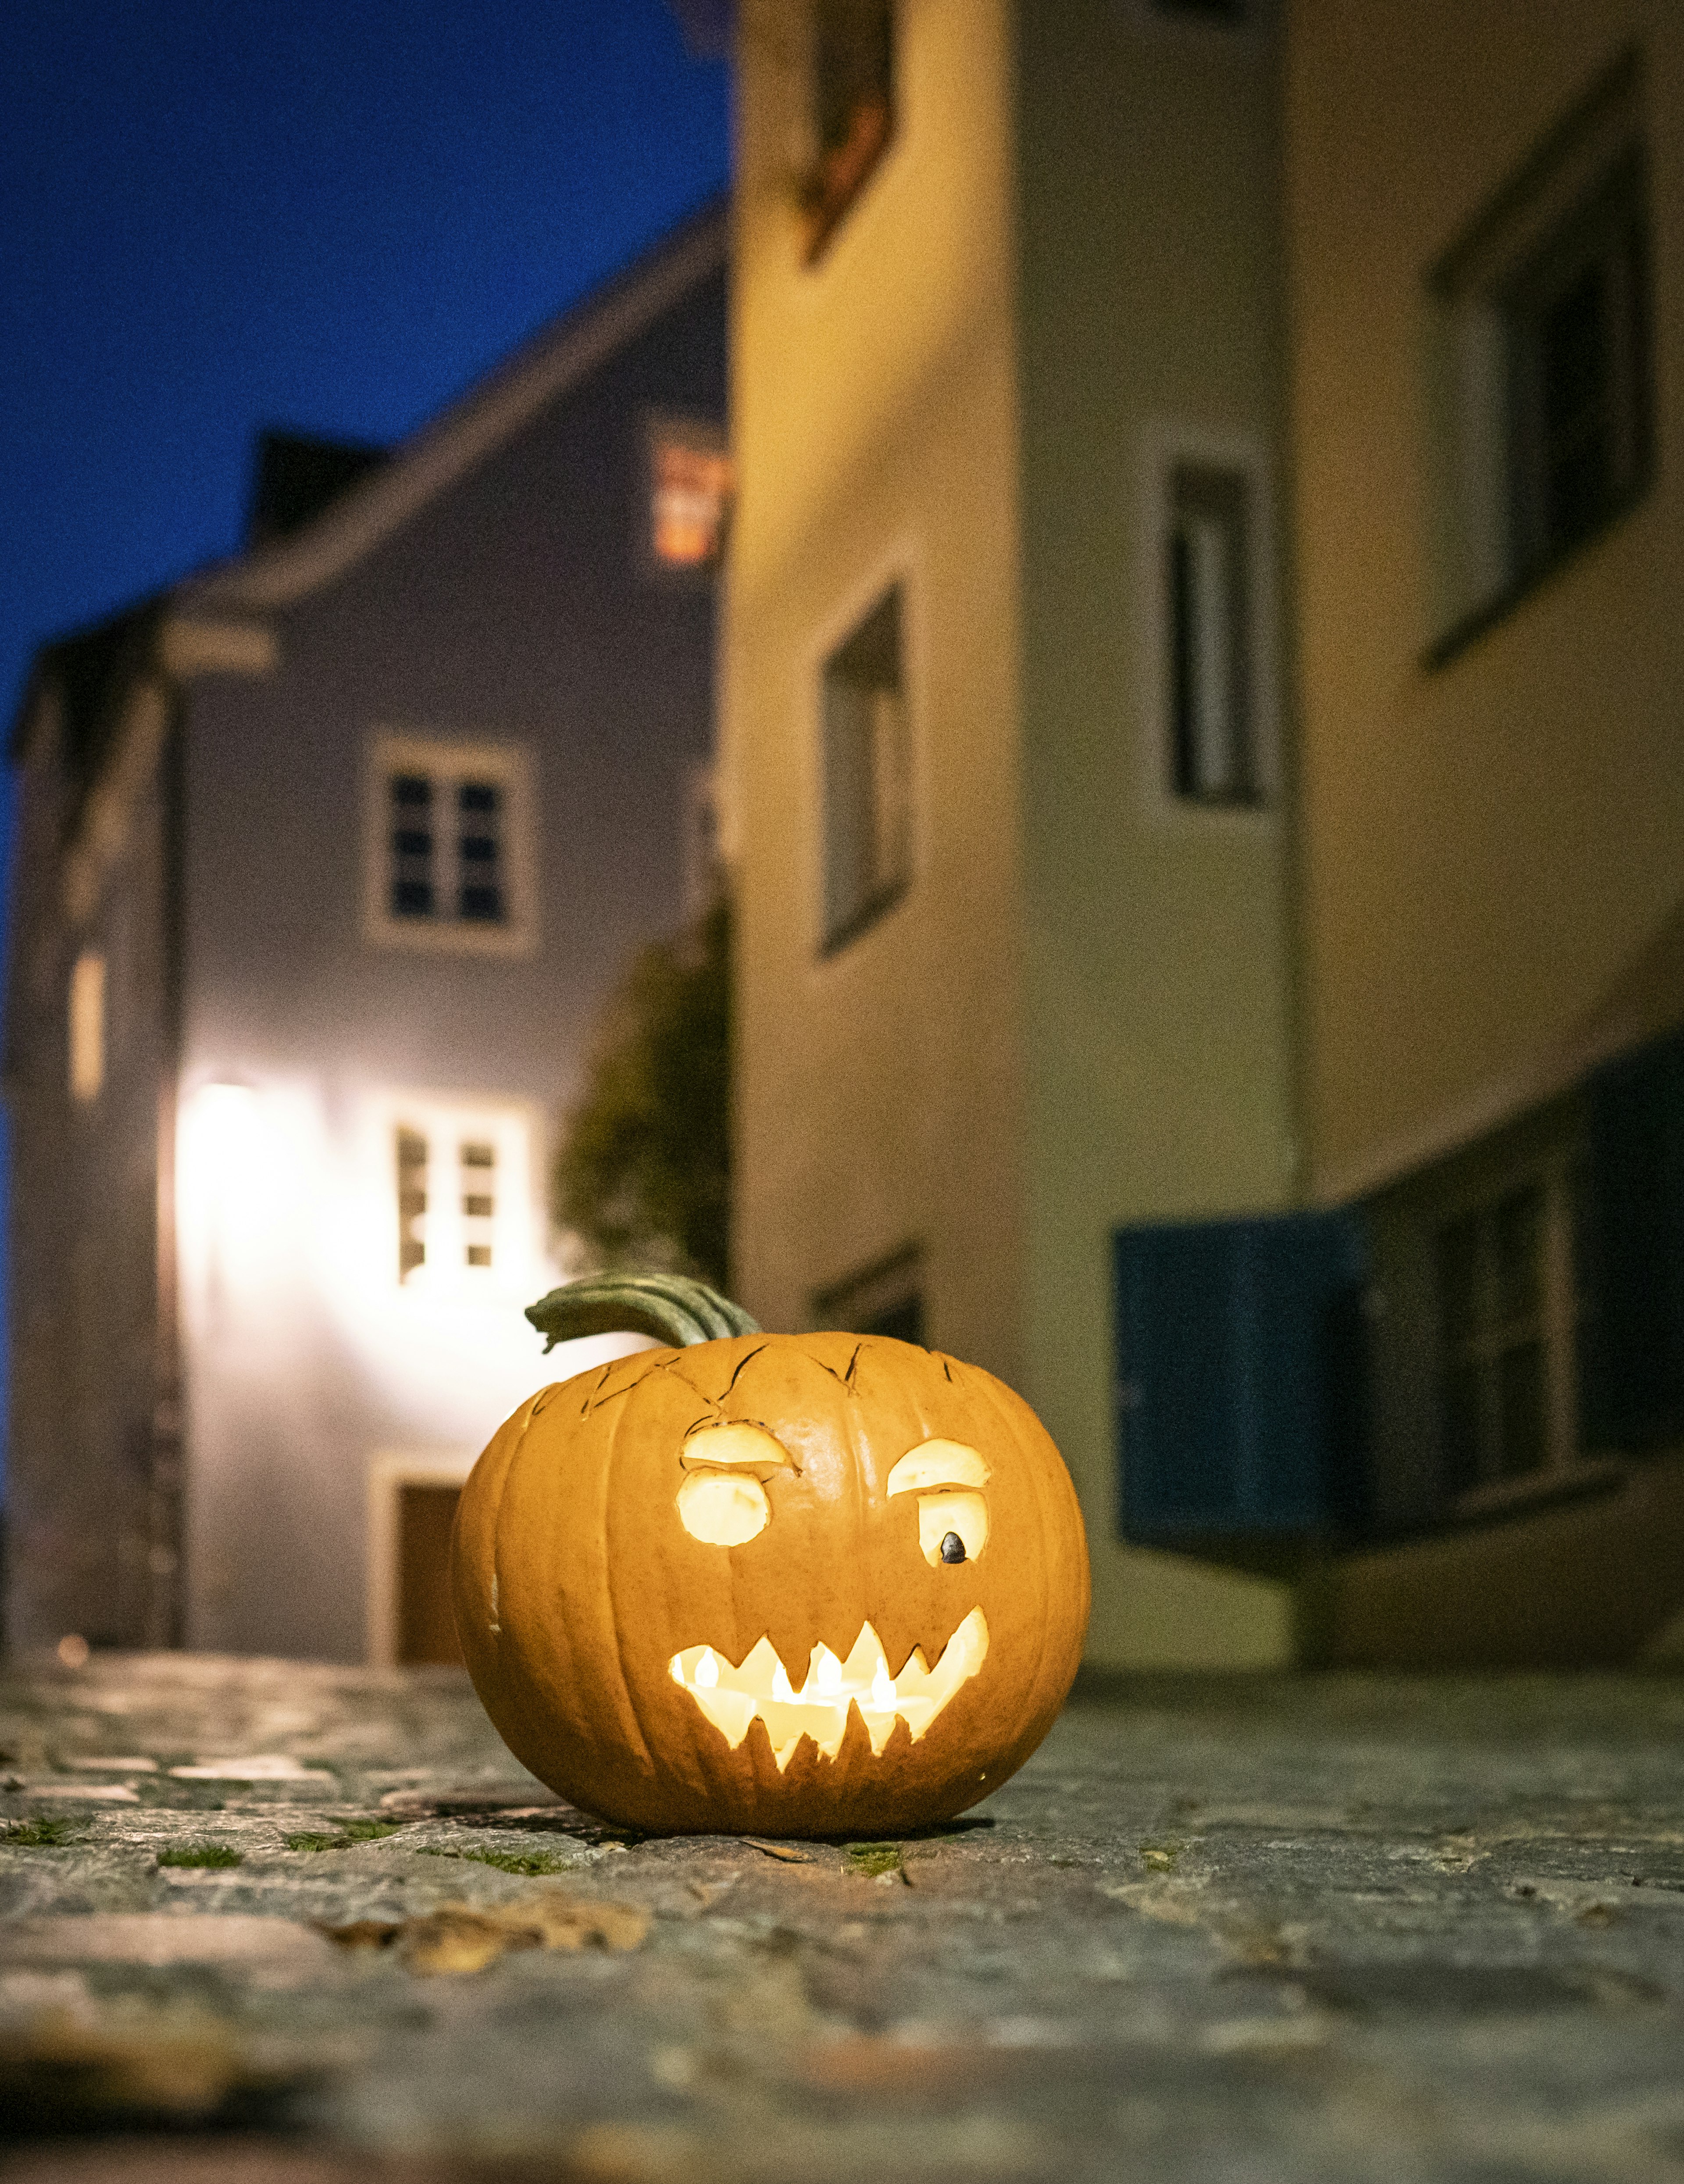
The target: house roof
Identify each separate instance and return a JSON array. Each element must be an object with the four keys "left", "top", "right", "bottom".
[{"left": 178, "top": 192, "right": 728, "bottom": 618}]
